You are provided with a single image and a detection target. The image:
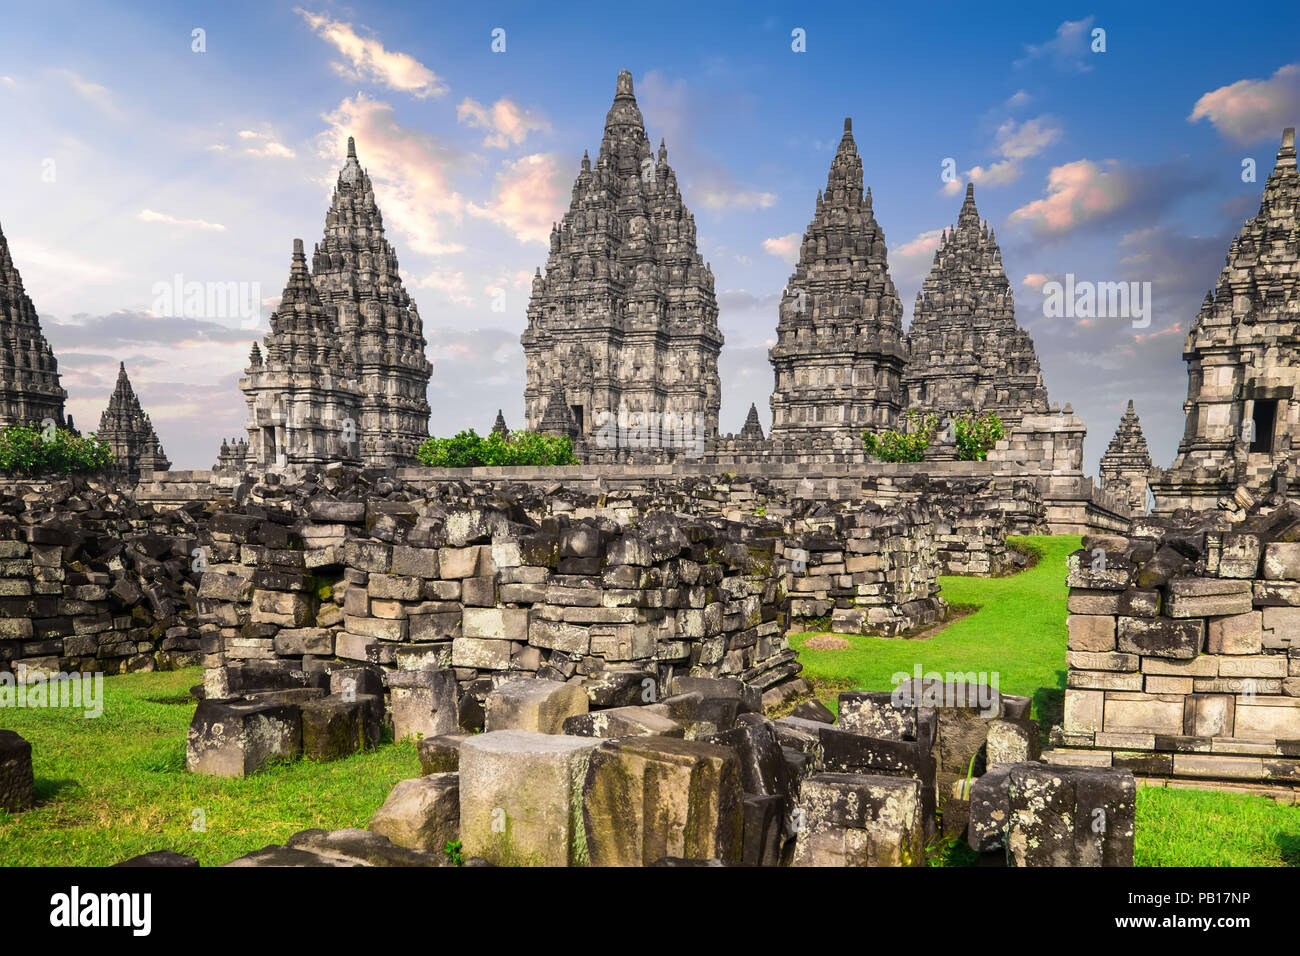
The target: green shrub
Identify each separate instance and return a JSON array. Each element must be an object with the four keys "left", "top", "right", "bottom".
[
  {"left": 0, "top": 424, "right": 115, "bottom": 475},
  {"left": 862, "top": 411, "right": 937, "bottom": 462},
  {"left": 862, "top": 410, "right": 1005, "bottom": 463},
  {"left": 953, "top": 411, "right": 1005, "bottom": 461},
  {"left": 416, "top": 429, "right": 578, "bottom": 468}
]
